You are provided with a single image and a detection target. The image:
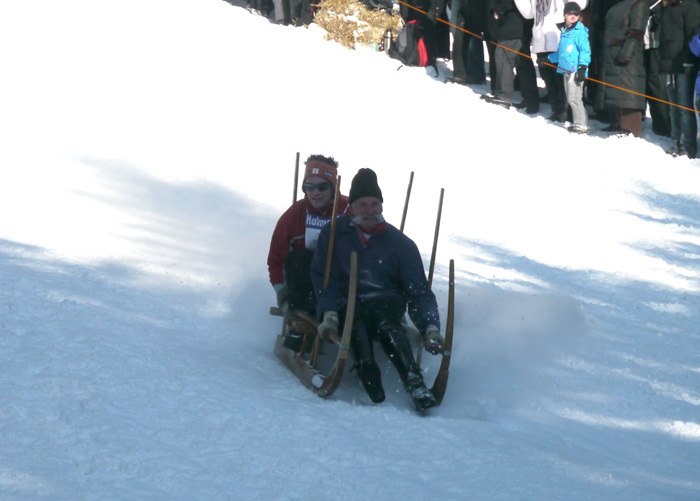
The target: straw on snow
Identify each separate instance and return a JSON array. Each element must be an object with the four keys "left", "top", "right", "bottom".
[{"left": 314, "top": 0, "right": 403, "bottom": 48}]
